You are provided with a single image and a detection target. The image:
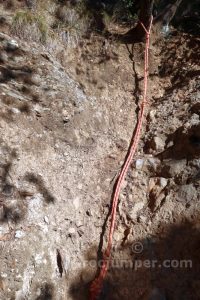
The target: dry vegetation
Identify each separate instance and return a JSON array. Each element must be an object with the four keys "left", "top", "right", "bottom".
[
  {"left": 12, "top": 10, "right": 48, "bottom": 43},
  {"left": 8, "top": 1, "right": 92, "bottom": 53}
]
